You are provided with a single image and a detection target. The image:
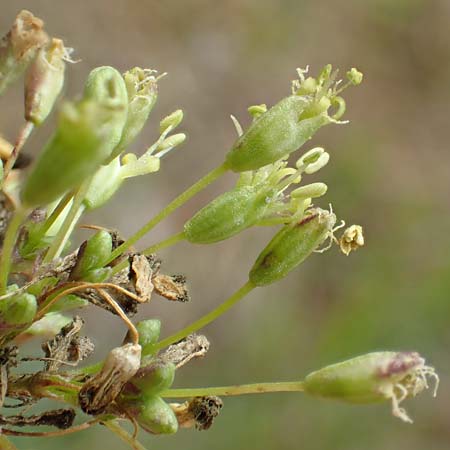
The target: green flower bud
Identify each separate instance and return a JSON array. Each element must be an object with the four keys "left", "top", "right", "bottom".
[
  {"left": 83, "top": 156, "right": 123, "bottom": 210},
  {"left": 112, "top": 67, "right": 159, "bottom": 158},
  {"left": 184, "top": 186, "right": 268, "bottom": 244},
  {"left": 137, "top": 319, "right": 161, "bottom": 357},
  {"left": 21, "top": 96, "right": 126, "bottom": 207},
  {"left": 0, "top": 10, "right": 49, "bottom": 95},
  {"left": 0, "top": 292, "right": 37, "bottom": 325},
  {"left": 83, "top": 66, "right": 129, "bottom": 153},
  {"left": 160, "top": 109, "right": 183, "bottom": 134},
  {"left": 249, "top": 208, "right": 336, "bottom": 286},
  {"left": 303, "top": 352, "right": 439, "bottom": 423},
  {"left": 135, "top": 395, "right": 178, "bottom": 435},
  {"left": 70, "top": 230, "right": 112, "bottom": 280},
  {"left": 24, "top": 38, "right": 66, "bottom": 125},
  {"left": 225, "top": 65, "right": 361, "bottom": 171},
  {"left": 127, "top": 361, "right": 176, "bottom": 396}
]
